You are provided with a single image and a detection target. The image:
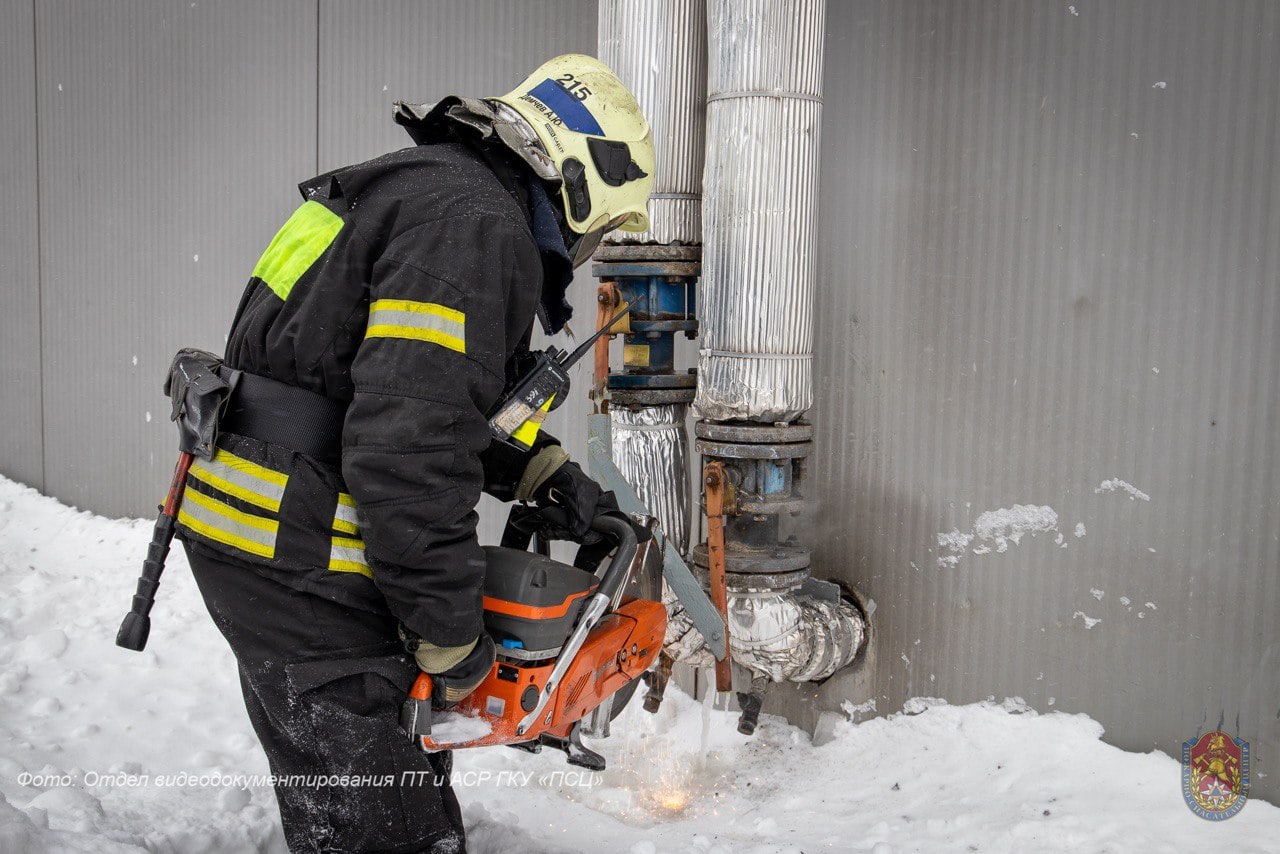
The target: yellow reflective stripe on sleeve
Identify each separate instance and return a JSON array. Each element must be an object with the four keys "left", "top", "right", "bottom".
[
  {"left": 329, "top": 535, "right": 372, "bottom": 578},
  {"left": 333, "top": 492, "right": 360, "bottom": 536},
  {"left": 252, "top": 201, "right": 345, "bottom": 301},
  {"left": 510, "top": 394, "right": 555, "bottom": 449},
  {"left": 366, "top": 299, "right": 466, "bottom": 353},
  {"left": 188, "top": 450, "right": 289, "bottom": 513},
  {"left": 178, "top": 488, "right": 279, "bottom": 559}
]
